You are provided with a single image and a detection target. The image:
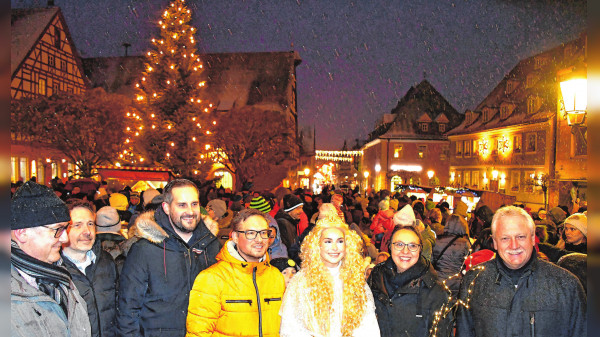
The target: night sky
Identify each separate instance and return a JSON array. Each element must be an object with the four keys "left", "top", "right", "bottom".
[{"left": 12, "top": 0, "right": 587, "bottom": 149}]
